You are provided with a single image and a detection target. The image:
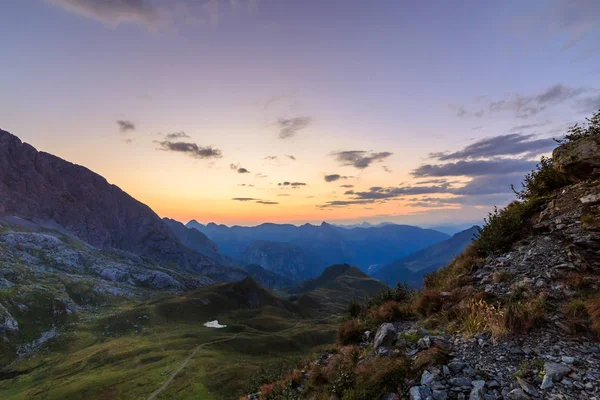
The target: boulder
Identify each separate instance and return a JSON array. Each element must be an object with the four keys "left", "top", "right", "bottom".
[
  {"left": 553, "top": 135, "right": 600, "bottom": 180},
  {"left": 374, "top": 323, "right": 396, "bottom": 351},
  {"left": 544, "top": 362, "right": 571, "bottom": 381}
]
